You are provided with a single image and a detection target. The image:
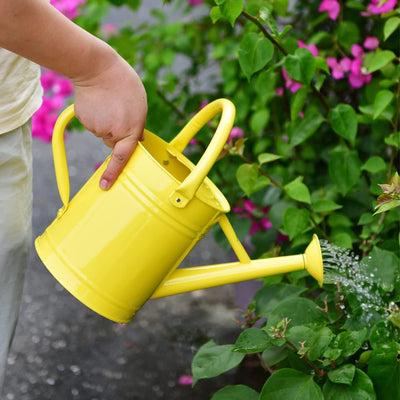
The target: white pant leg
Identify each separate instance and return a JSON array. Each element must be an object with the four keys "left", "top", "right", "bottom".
[{"left": 0, "top": 121, "right": 32, "bottom": 393}]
